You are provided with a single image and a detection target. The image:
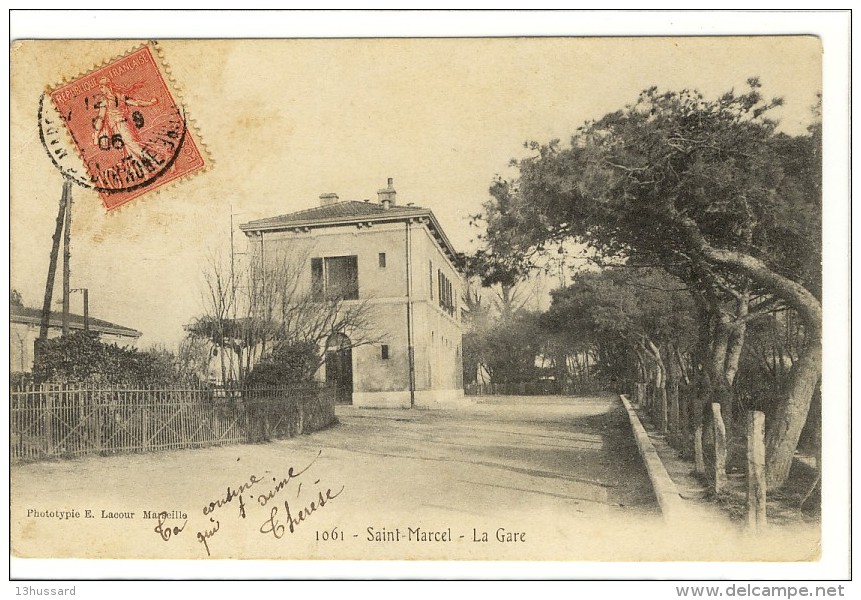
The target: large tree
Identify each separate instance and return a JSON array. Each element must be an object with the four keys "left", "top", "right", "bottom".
[{"left": 484, "top": 81, "right": 821, "bottom": 488}]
